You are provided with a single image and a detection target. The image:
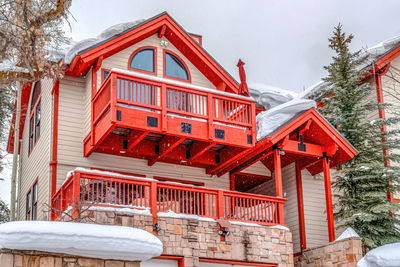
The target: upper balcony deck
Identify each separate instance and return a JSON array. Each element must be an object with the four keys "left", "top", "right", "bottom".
[{"left": 84, "top": 69, "right": 256, "bottom": 168}]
